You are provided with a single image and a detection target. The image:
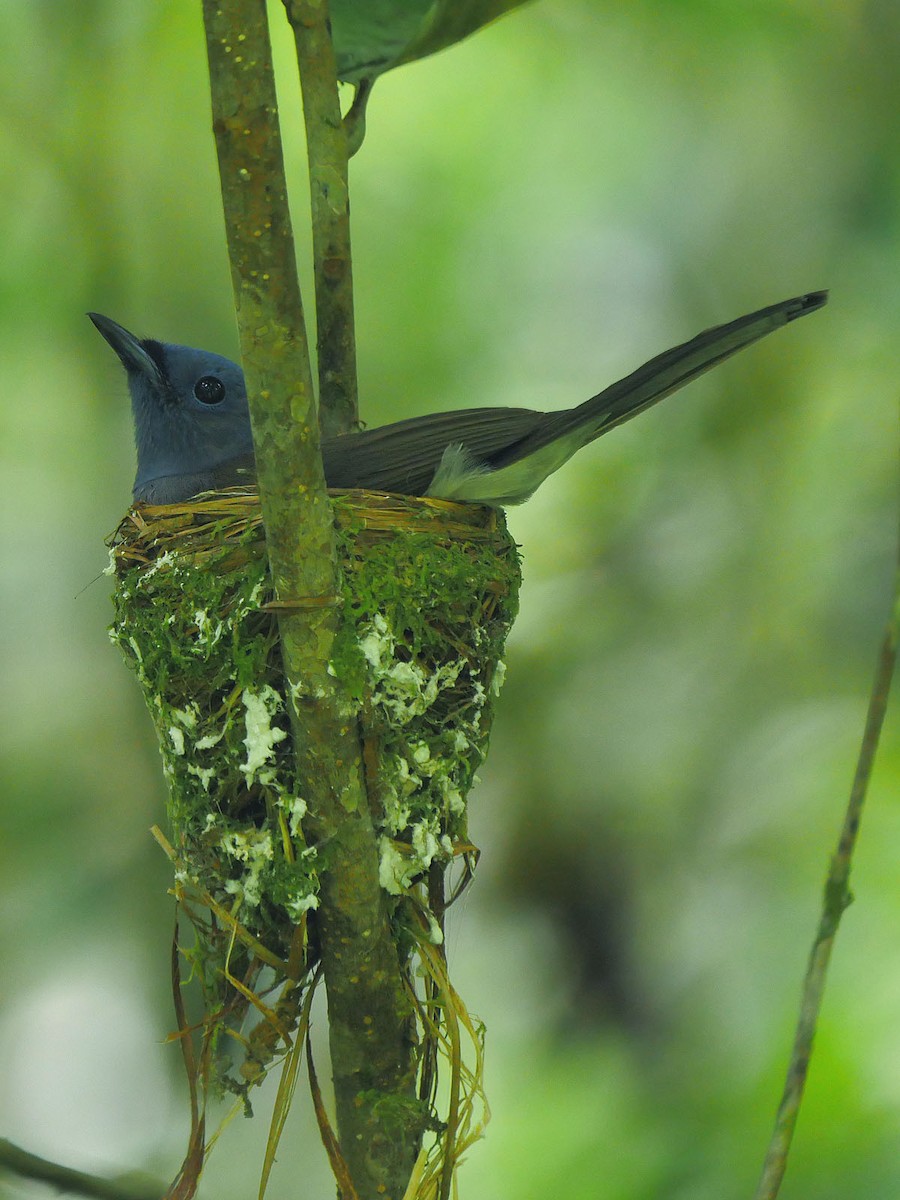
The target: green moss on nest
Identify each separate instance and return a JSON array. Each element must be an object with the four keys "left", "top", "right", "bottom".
[{"left": 109, "top": 489, "right": 520, "bottom": 1091}]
